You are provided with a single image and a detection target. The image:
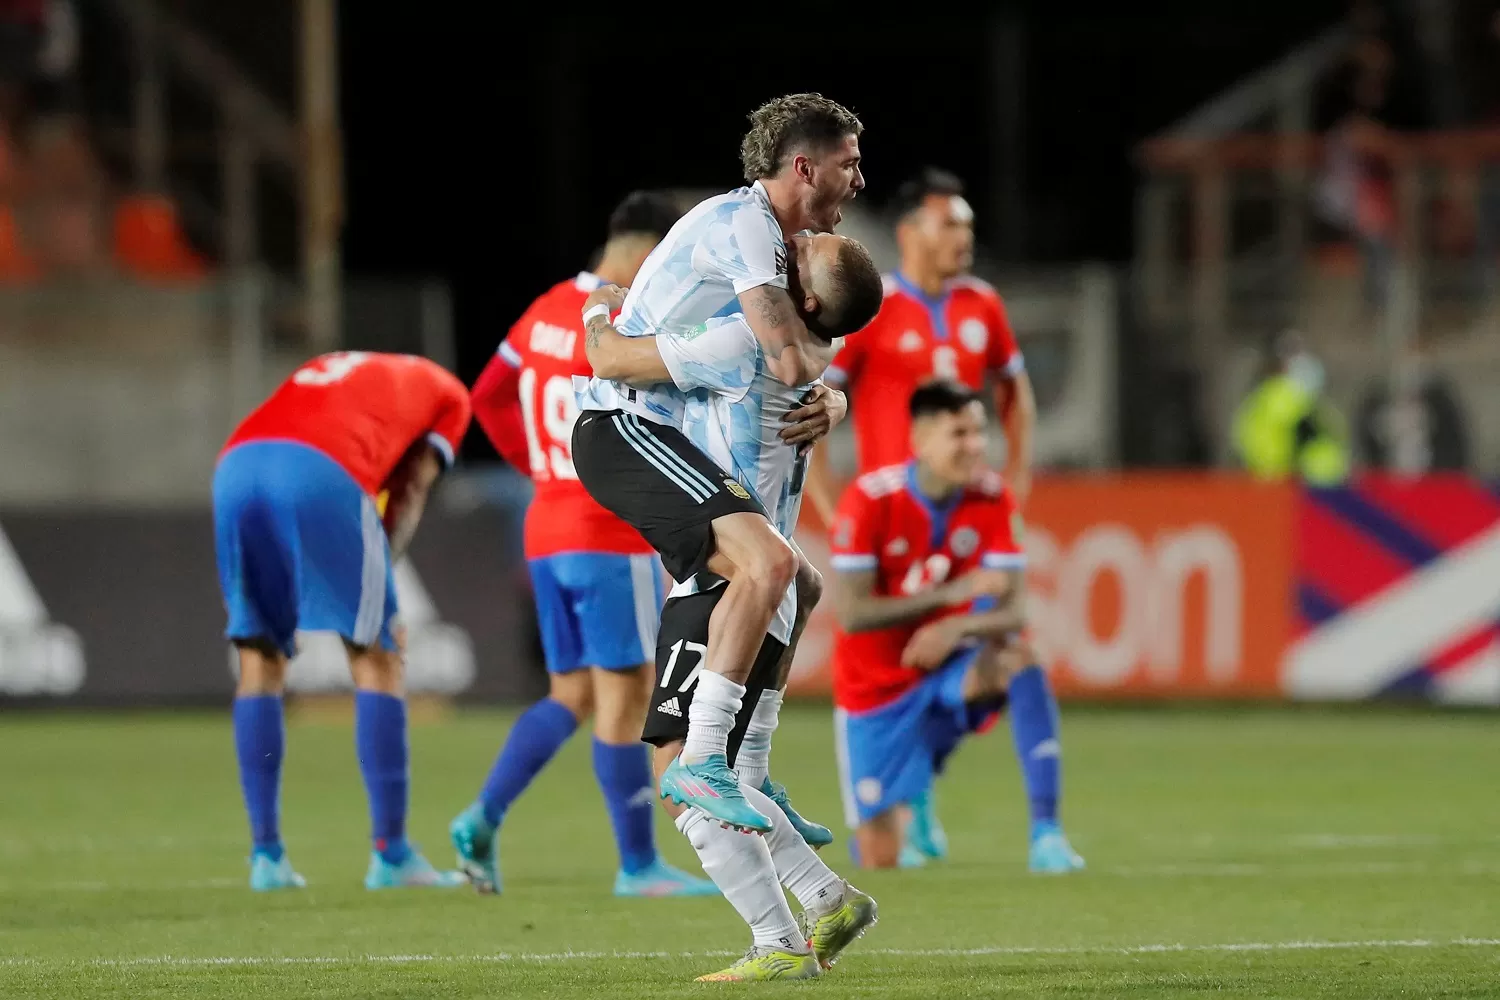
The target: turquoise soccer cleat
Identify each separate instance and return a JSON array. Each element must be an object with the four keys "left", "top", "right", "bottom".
[
  {"left": 248, "top": 851, "right": 306, "bottom": 891},
  {"left": 906, "top": 787, "right": 949, "bottom": 860},
  {"left": 449, "top": 802, "right": 501, "bottom": 894},
  {"left": 364, "top": 847, "right": 468, "bottom": 889},
  {"left": 1028, "top": 821, "right": 1086, "bottom": 874},
  {"left": 659, "top": 754, "right": 771, "bottom": 833},
  {"left": 761, "top": 777, "right": 834, "bottom": 849},
  {"left": 897, "top": 843, "right": 929, "bottom": 869},
  {"left": 613, "top": 859, "right": 720, "bottom": 898}
]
